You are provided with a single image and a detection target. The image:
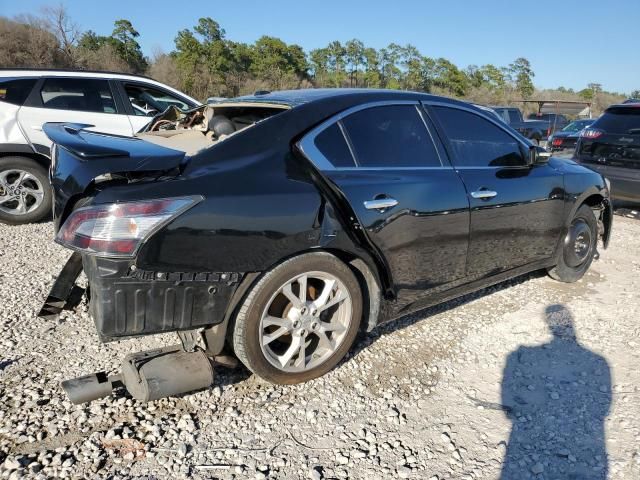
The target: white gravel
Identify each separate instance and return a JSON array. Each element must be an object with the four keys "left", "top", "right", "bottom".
[{"left": 1, "top": 214, "right": 639, "bottom": 479}]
